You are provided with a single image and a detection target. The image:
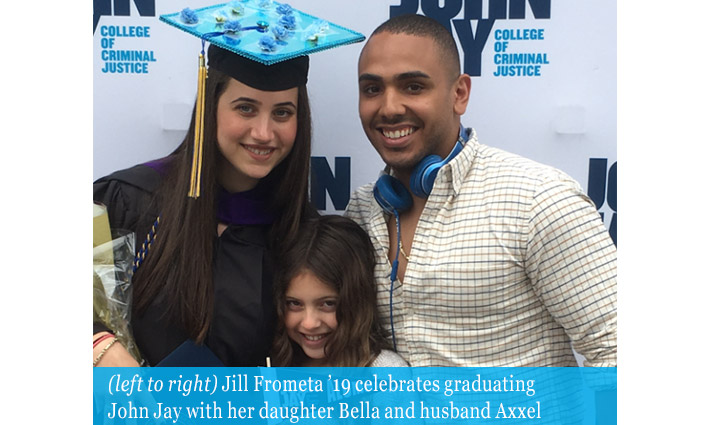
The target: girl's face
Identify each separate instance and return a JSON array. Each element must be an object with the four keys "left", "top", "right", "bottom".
[
  {"left": 284, "top": 270, "right": 339, "bottom": 366},
  {"left": 216, "top": 78, "right": 299, "bottom": 192}
]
